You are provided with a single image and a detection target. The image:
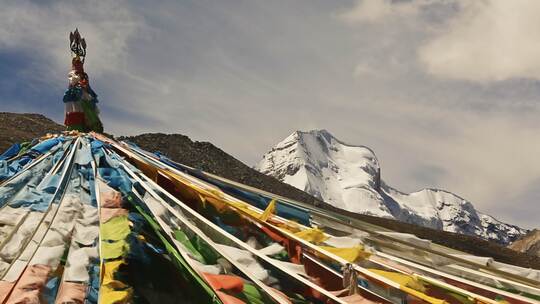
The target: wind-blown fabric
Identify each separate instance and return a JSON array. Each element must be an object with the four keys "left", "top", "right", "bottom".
[
  {"left": 63, "top": 54, "right": 103, "bottom": 133},
  {"left": 0, "top": 134, "right": 537, "bottom": 304}
]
